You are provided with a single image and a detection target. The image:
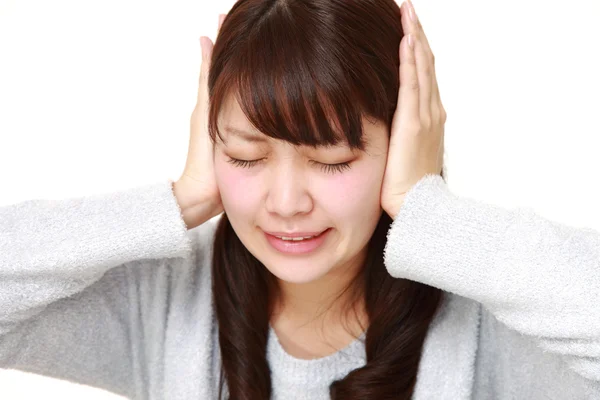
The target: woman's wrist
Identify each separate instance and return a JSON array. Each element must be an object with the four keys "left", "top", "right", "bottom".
[{"left": 172, "top": 179, "right": 222, "bottom": 230}]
